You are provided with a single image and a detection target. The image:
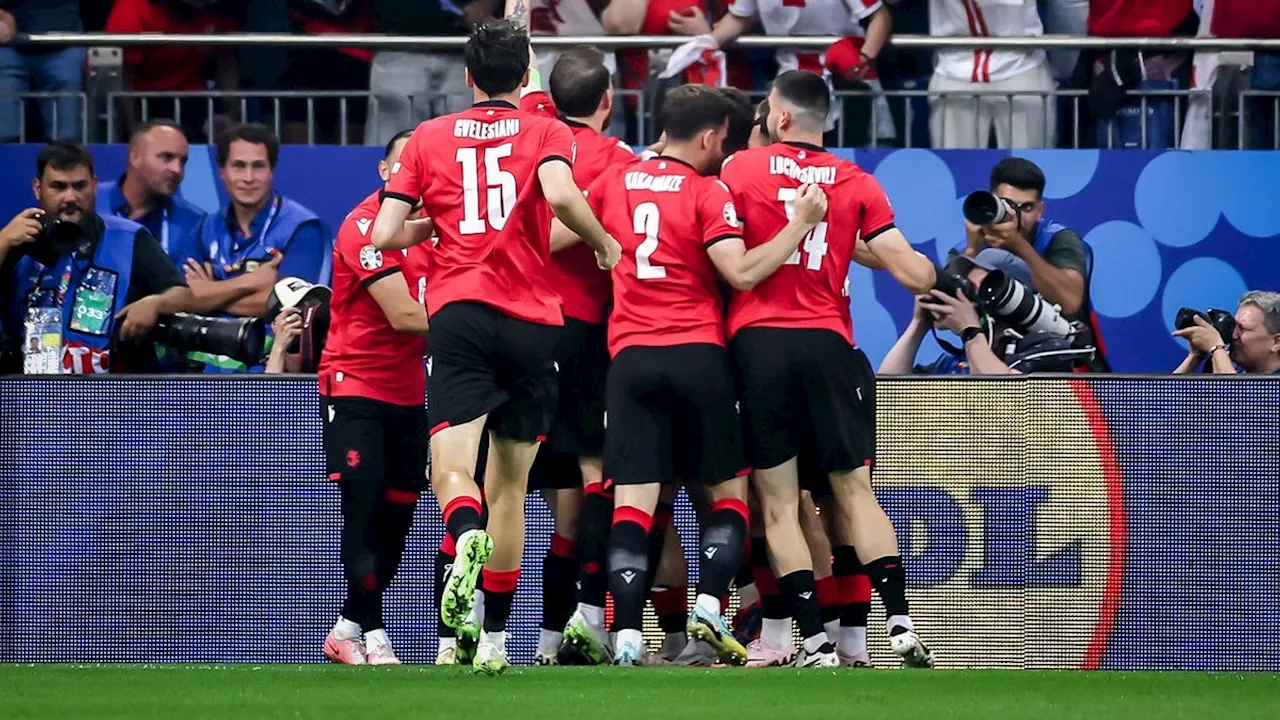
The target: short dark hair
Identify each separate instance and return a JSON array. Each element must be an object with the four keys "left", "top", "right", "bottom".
[
  {"left": 384, "top": 129, "right": 414, "bottom": 159},
  {"left": 718, "top": 87, "right": 754, "bottom": 155},
  {"left": 216, "top": 123, "right": 280, "bottom": 169},
  {"left": 464, "top": 19, "right": 531, "bottom": 98},
  {"left": 771, "top": 70, "right": 830, "bottom": 131},
  {"left": 990, "top": 157, "right": 1046, "bottom": 197},
  {"left": 549, "top": 45, "right": 611, "bottom": 118},
  {"left": 129, "top": 119, "right": 187, "bottom": 146},
  {"left": 660, "top": 84, "right": 733, "bottom": 142},
  {"left": 36, "top": 141, "right": 94, "bottom": 179},
  {"left": 755, "top": 98, "right": 770, "bottom": 120}
]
